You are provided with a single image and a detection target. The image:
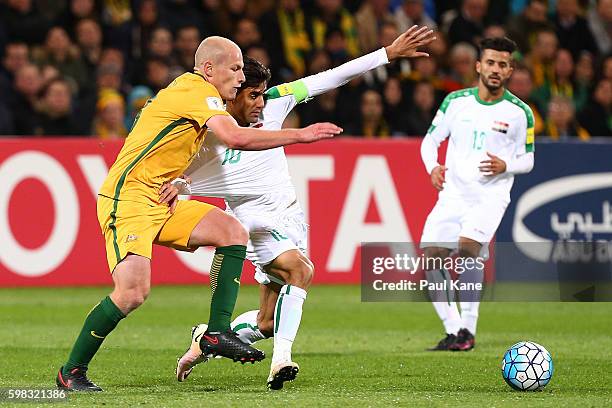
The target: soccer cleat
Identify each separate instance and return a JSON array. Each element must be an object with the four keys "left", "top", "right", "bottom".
[
  {"left": 449, "top": 328, "right": 475, "bottom": 351},
  {"left": 176, "top": 324, "right": 210, "bottom": 382},
  {"left": 267, "top": 361, "right": 299, "bottom": 390},
  {"left": 199, "top": 329, "right": 265, "bottom": 363},
  {"left": 427, "top": 333, "right": 457, "bottom": 351},
  {"left": 56, "top": 366, "right": 103, "bottom": 392}
]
